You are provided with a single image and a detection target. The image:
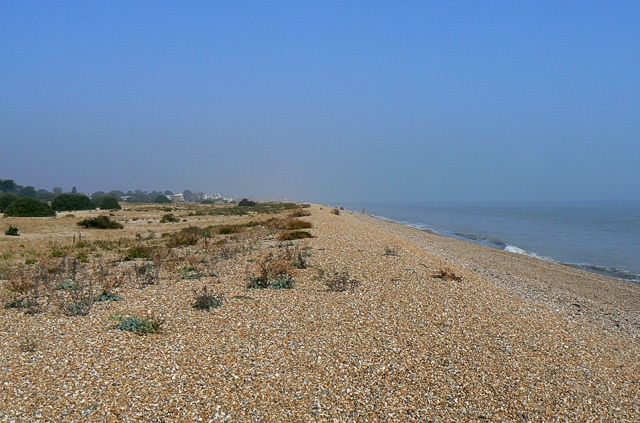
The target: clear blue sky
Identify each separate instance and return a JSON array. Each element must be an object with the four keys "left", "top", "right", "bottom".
[{"left": 1, "top": 1, "right": 639, "bottom": 203}]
